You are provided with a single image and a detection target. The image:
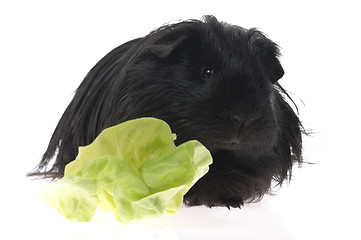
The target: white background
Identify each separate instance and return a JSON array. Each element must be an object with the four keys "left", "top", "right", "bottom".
[{"left": 1, "top": 0, "right": 360, "bottom": 239}]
